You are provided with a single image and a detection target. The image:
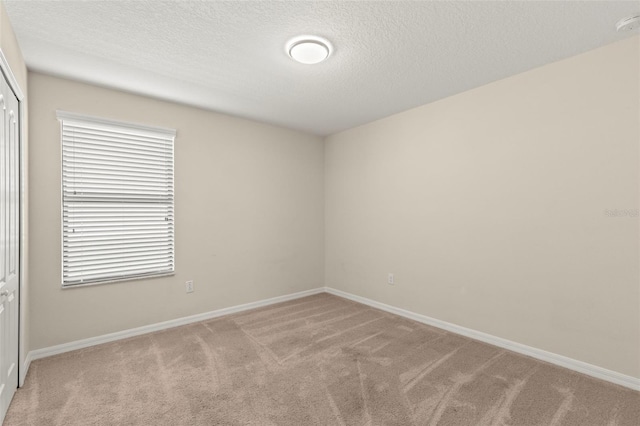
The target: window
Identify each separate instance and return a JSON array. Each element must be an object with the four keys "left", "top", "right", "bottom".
[{"left": 58, "top": 111, "right": 175, "bottom": 287}]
